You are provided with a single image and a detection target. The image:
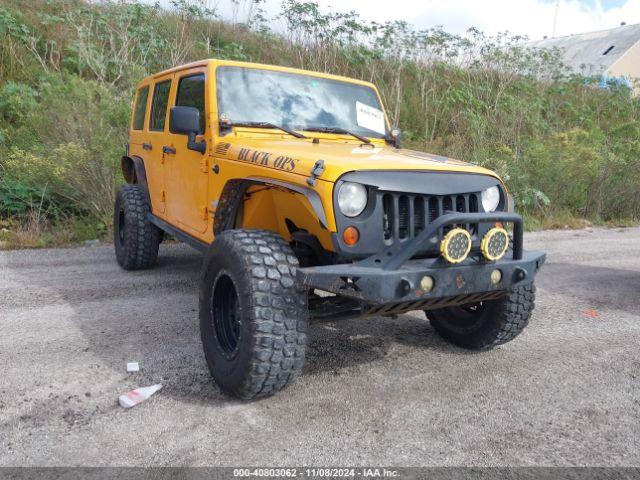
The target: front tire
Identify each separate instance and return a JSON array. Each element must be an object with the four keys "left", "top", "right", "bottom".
[
  {"left": 113, "top": 184, "right": 161, "bottom": 270},
  {"left": 199, "top": 229, "right": 308, "bottom": 400},
  {"left": 425, "top": 284, "right": 536, "bottom": 350}
]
